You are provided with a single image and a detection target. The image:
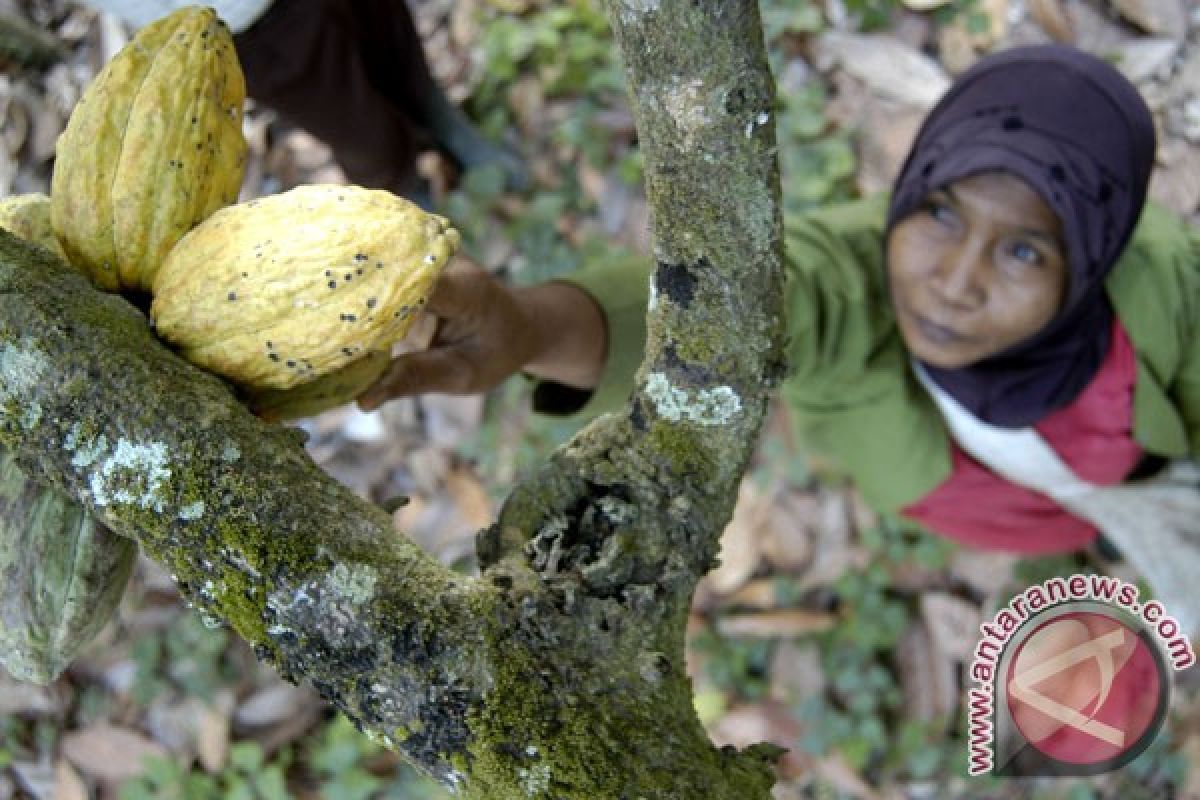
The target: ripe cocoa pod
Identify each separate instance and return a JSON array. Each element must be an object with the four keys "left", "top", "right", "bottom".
[
  {"left": 151, "top": 184, "right": 459, "bottom": 390},
  {"left": 0, "top": 194, "right": 71, "bottom": 265},
  {"left": 0, "top": 449, "right": 136, "bottom": 684},
  {"left": 51, "top": 6, "right": 247, "bottom": 292},
  {"left": 245, "top": 350, "right": 391, "bottom": 422}
]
